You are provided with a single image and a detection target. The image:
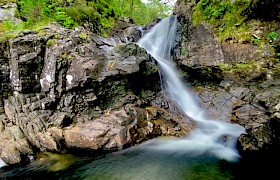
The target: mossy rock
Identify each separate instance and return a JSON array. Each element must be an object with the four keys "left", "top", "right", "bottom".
[
  {"left": 0, "top": 0, "right": 17, "bottom": 4},
  {"left": 46, "top": 39, "right": 58, "bottom": 48},
  {"left": 192, "top": 0, "right": 280, "bottom": 43}
]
